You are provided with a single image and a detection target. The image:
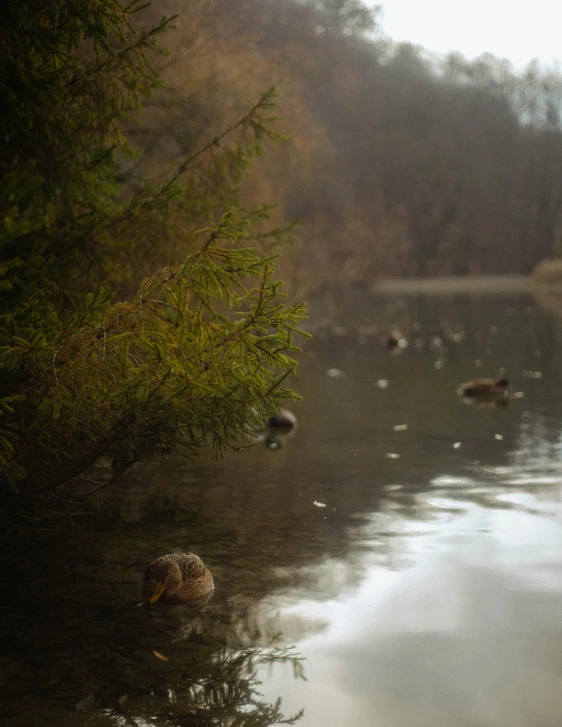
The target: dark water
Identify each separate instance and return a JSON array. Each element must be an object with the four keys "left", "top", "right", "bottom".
[{"left": 2, "top": 292, "right": 562, "bottom": 727}]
